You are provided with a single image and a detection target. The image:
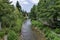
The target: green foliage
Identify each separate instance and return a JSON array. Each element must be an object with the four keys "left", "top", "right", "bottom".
[
  {"left": 0, "top": 0, "right": 24, "bottom": 40},
  {"left": 30, "top": 5, "right": 37, "bottom": 20},
  {"left": 0, "top": 0, "right": 14, "bottom": 20},
  {"left": 0, "top": 0, "right": 23, "bottom": 28},
  {"left": 0, "top": 31, "right": 5, "bottom": 38},
  {"left": 7, "top": 30, "right": 18, "bottom": 40},
  {"left": 2, "top": 28, "right": 10, "bottom": 34},
  {"left": 30, "top": 0, "right": 60, "bottom": 40},
  {"left": 54, "top": 28, "right": 60, "bottom": 34},
  {"left": 0, "top": 0, "right": 15, "bottom": 28},
  {"left": 32, "top": 20, "right": 60, "bottom": 40},
  {"left": 16, "top": 1, "right": 22, "bottom": 12},
  {"left": 12, "top": 19, "right": 23, "bottom": 33},
  {"left": 30, "top": 0, "right": 60, "bottom": 28},
  {"left": 32, "top": 20, "right": 40, "bottom": 27}
]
